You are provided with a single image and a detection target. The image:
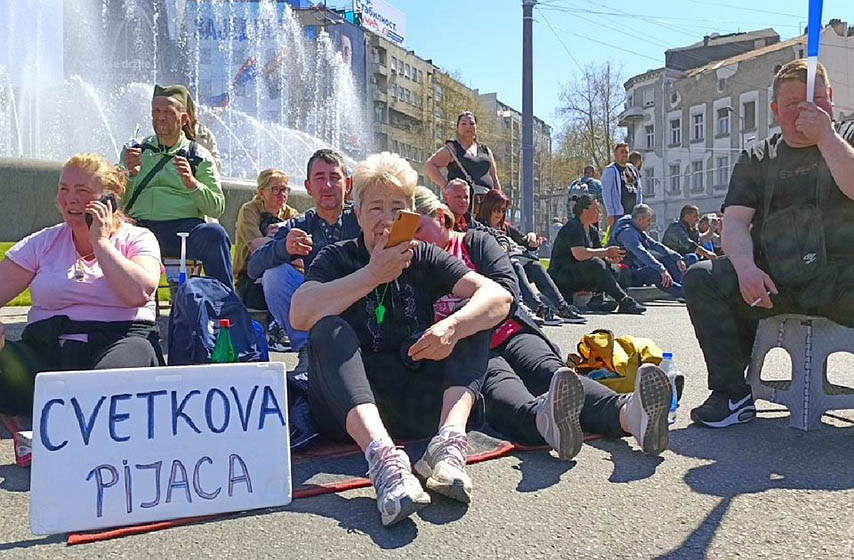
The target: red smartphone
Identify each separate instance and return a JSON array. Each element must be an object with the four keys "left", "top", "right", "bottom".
[{"left": 386, "top": 210, "right": 421, "bottom": 247}]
